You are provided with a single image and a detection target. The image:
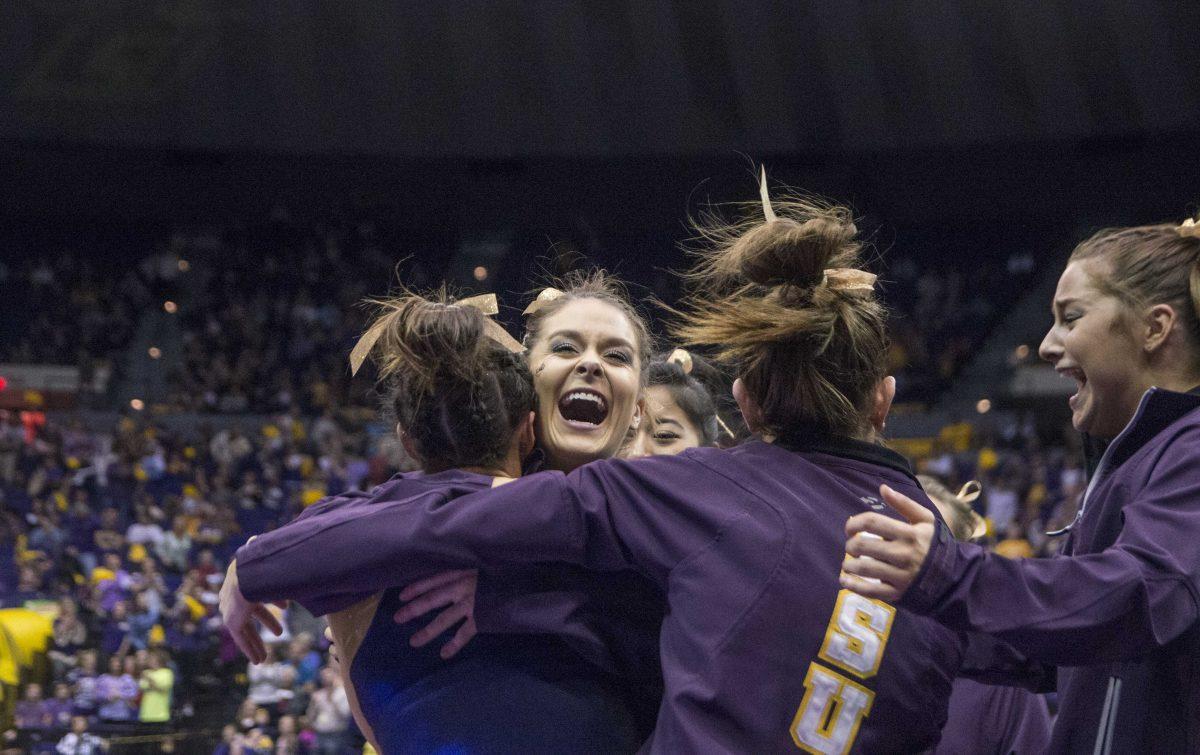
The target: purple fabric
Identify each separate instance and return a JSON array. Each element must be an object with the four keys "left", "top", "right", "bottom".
[
  {"left": 934, "top": 678, "right": 1051, "bottom": 754},
  {"left": 904, "top": 388, "right": 1200, "bottom": 753},
  {"left": 239, "top": 469, "right": 663, "bottom": 680},
  {"left": 238, "top": 439, "right": 965, "bottom": 753},
  {"left": 239, "top": 469, "right": 497, "bottom": 615}
]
